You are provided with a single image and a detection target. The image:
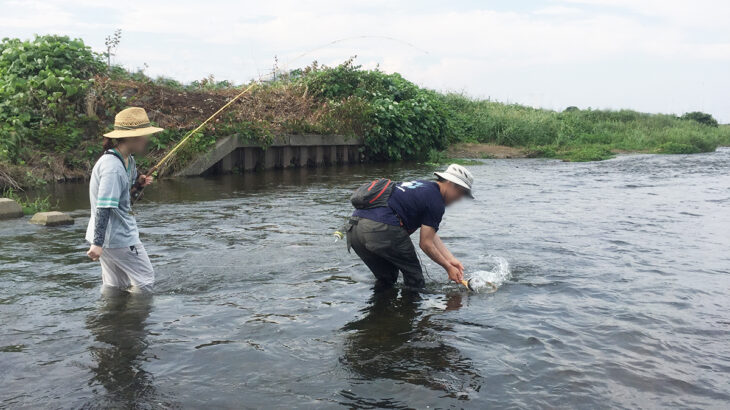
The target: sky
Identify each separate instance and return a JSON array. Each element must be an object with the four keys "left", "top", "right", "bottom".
[{"left": 2, "top": 0, "right": 729, "bottom": 122}]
